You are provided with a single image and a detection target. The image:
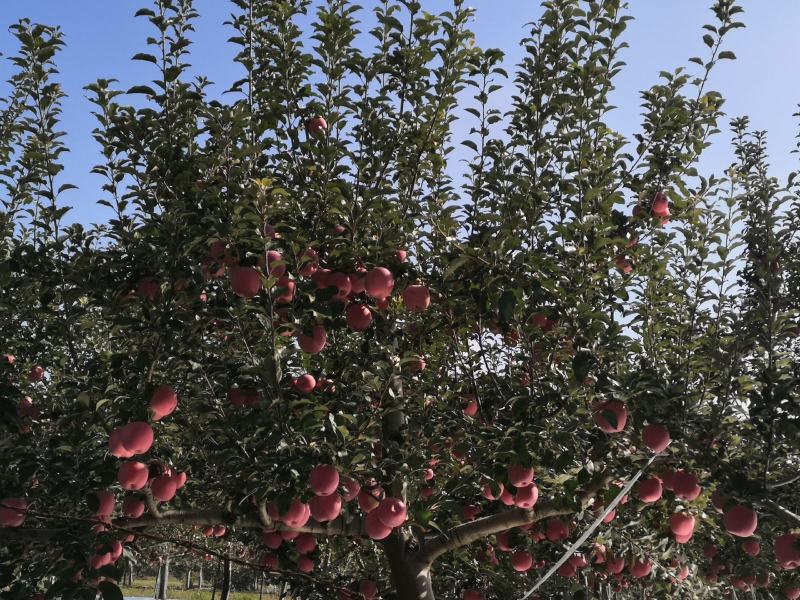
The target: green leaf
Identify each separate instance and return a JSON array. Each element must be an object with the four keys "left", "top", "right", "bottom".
[{"left": 131, "top": 53, "right": 158, "bottom": 64}]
